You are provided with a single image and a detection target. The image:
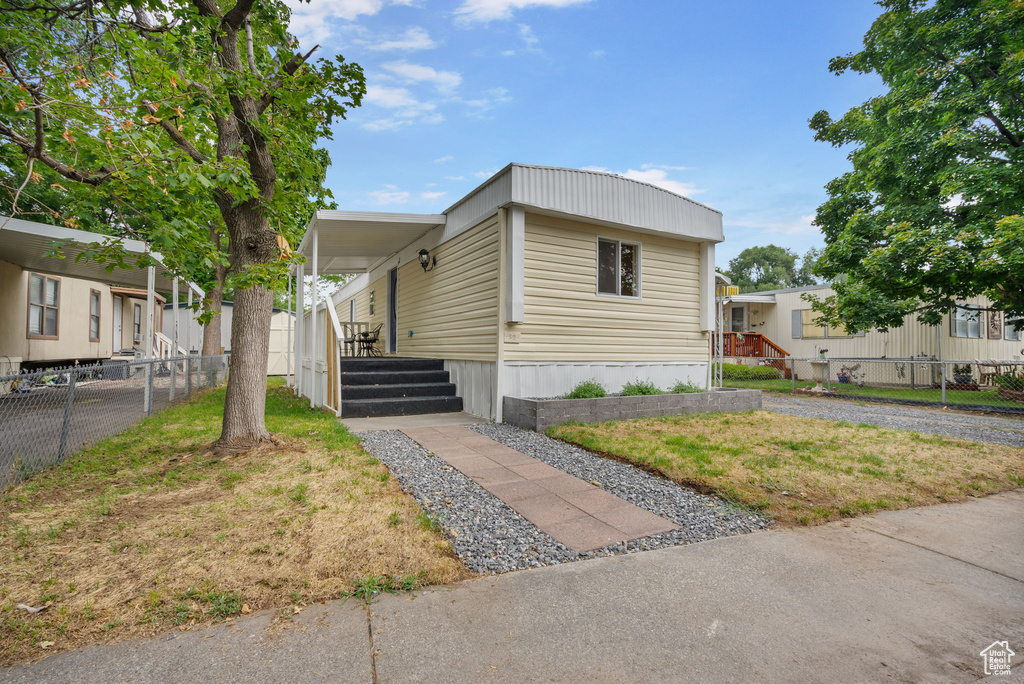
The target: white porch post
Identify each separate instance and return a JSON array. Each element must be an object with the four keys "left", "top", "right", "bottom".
[
  {"left": 170, "top": 278, "right": 179, "bottom": 400},
  {"left": 143, "top": 265, "right": 155, "bottom": 415},
  {"left": 310, "top": 227, "right": 319, "bottom": 408},
  {"left": 296, "top": 264, "right": 305, "bottom": 397},
  {"left": 185, "top": 287, "right": 192, "bottom": 354},
  {"left": 286, "top": 268, "right": 293, "bottom": 387}
]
